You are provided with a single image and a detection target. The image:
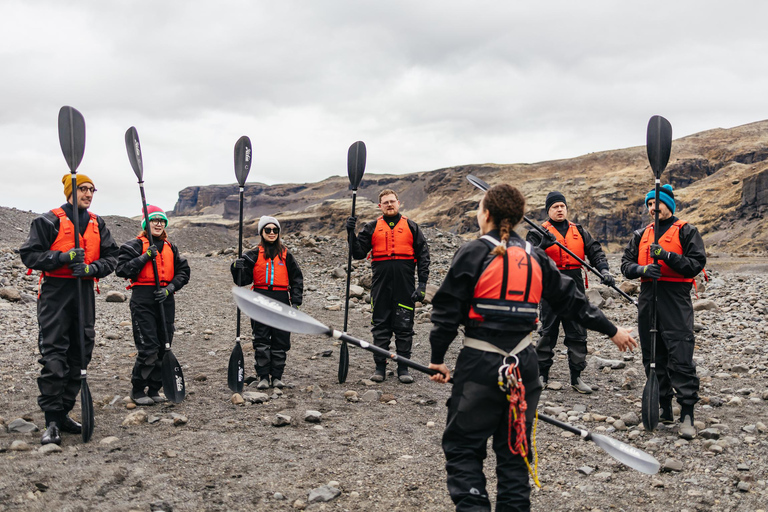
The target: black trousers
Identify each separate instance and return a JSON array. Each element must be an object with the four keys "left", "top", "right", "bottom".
[
  {"left": 129, "top": 287, "right": 175, "bottom": 392},
  {"left": 251, "top": 319, "right": 291, "bottom": 379},
  {"left": 536, "top": 269, "right": 587, "bottom": 376},
  {"left": 442, "top": 345, "right": 542, "bottom": 512},
  {"left": 36, "top": 277, "right": 95, "bottom": 414},
  {"left": 638, "top": 281, "right": 699, "bottom": 406},
  {"left": 370, "top": 263, "right": 416, "bottom": 367}
]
